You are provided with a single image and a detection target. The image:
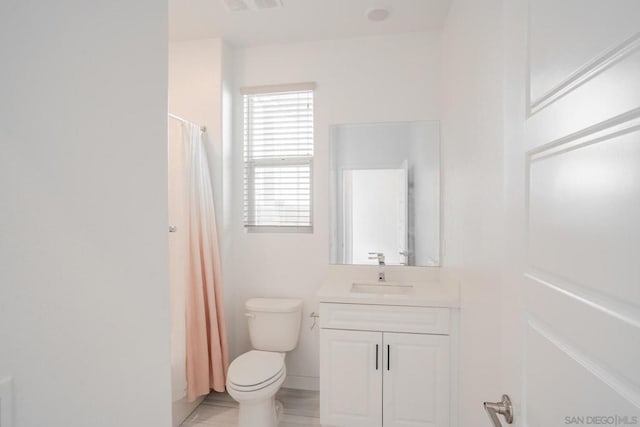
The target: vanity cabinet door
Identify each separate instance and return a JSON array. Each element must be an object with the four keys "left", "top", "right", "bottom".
[
  {"left": 382, "top": 333, "right": 450, "bottom": 427},
  {"left": 320, "top": 329, "right": 383, "bottom": 427}
]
